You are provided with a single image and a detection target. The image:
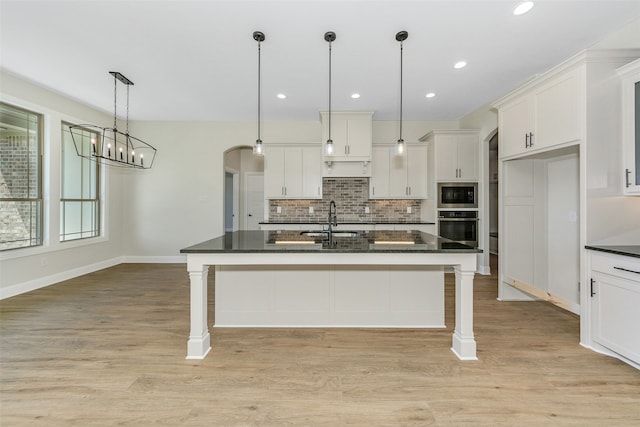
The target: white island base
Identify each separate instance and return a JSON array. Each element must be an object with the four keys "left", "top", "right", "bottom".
[
  {"left": 184, "top": 251, "right": 478, "bottom": 361},
  {"left": 216, "top": 265, "right": 445, "bottom": 328}
]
